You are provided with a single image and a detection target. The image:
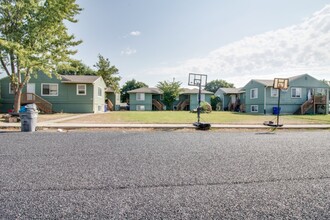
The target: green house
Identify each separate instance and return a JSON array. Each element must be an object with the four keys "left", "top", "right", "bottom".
[
  {"left": 105, "top": 87, "right": 121, "bottom": 111},
  {"left": 243, "top": 74, "right": 329, "bottom": 114},
  {"left": 128, "top": 87, "right": 164, "bottom": 111},
  {"left": 0, "top": 74, "right": 106, "bottom": 113},
  {"left": 214, "top": 88, "right": 245, "bottom": 112},
  {"left": 174, "top": 88, "right": 213, "bottom": 111}
]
